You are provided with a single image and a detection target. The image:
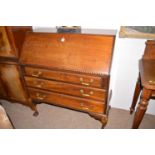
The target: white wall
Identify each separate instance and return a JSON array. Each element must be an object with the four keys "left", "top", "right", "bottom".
[
  {"left": 110, "top": 33, "right": 155, "bottom": 115},
  {"left": 33, "top": 26, "right": 155, "bottom": 115}
]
